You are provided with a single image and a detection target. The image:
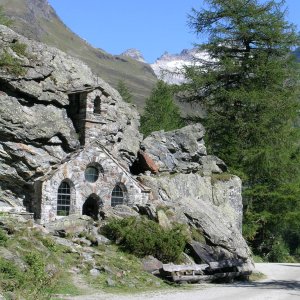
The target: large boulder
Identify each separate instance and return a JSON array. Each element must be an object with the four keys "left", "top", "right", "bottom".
[
  {"left": 140, "top": 173, "right": 252, "bottom": 268},
  {"left": 137, "top": 125, "right": 252, "bottom": 269},
  {"left": 139, "top": 124, "right": 226, "bottom": 174},
  {"left": 139, "top": 173, "right": 243, "bottom": 230}
]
